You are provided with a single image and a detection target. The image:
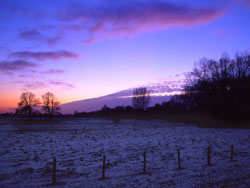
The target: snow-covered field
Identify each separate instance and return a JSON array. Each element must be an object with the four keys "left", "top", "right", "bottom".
[{"left": 0, "top": 118, "right": 249, "bottom": 187}]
